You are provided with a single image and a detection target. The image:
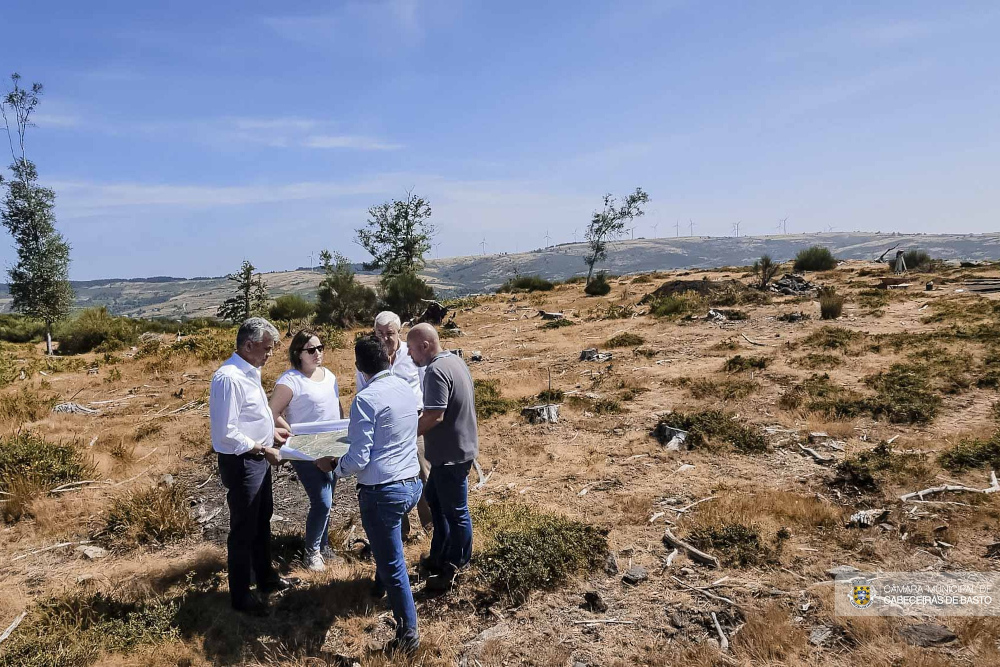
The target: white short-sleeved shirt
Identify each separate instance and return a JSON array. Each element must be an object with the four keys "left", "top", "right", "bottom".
[{"left": 275, "top": 368, "right": 341, "bottom": 425}]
